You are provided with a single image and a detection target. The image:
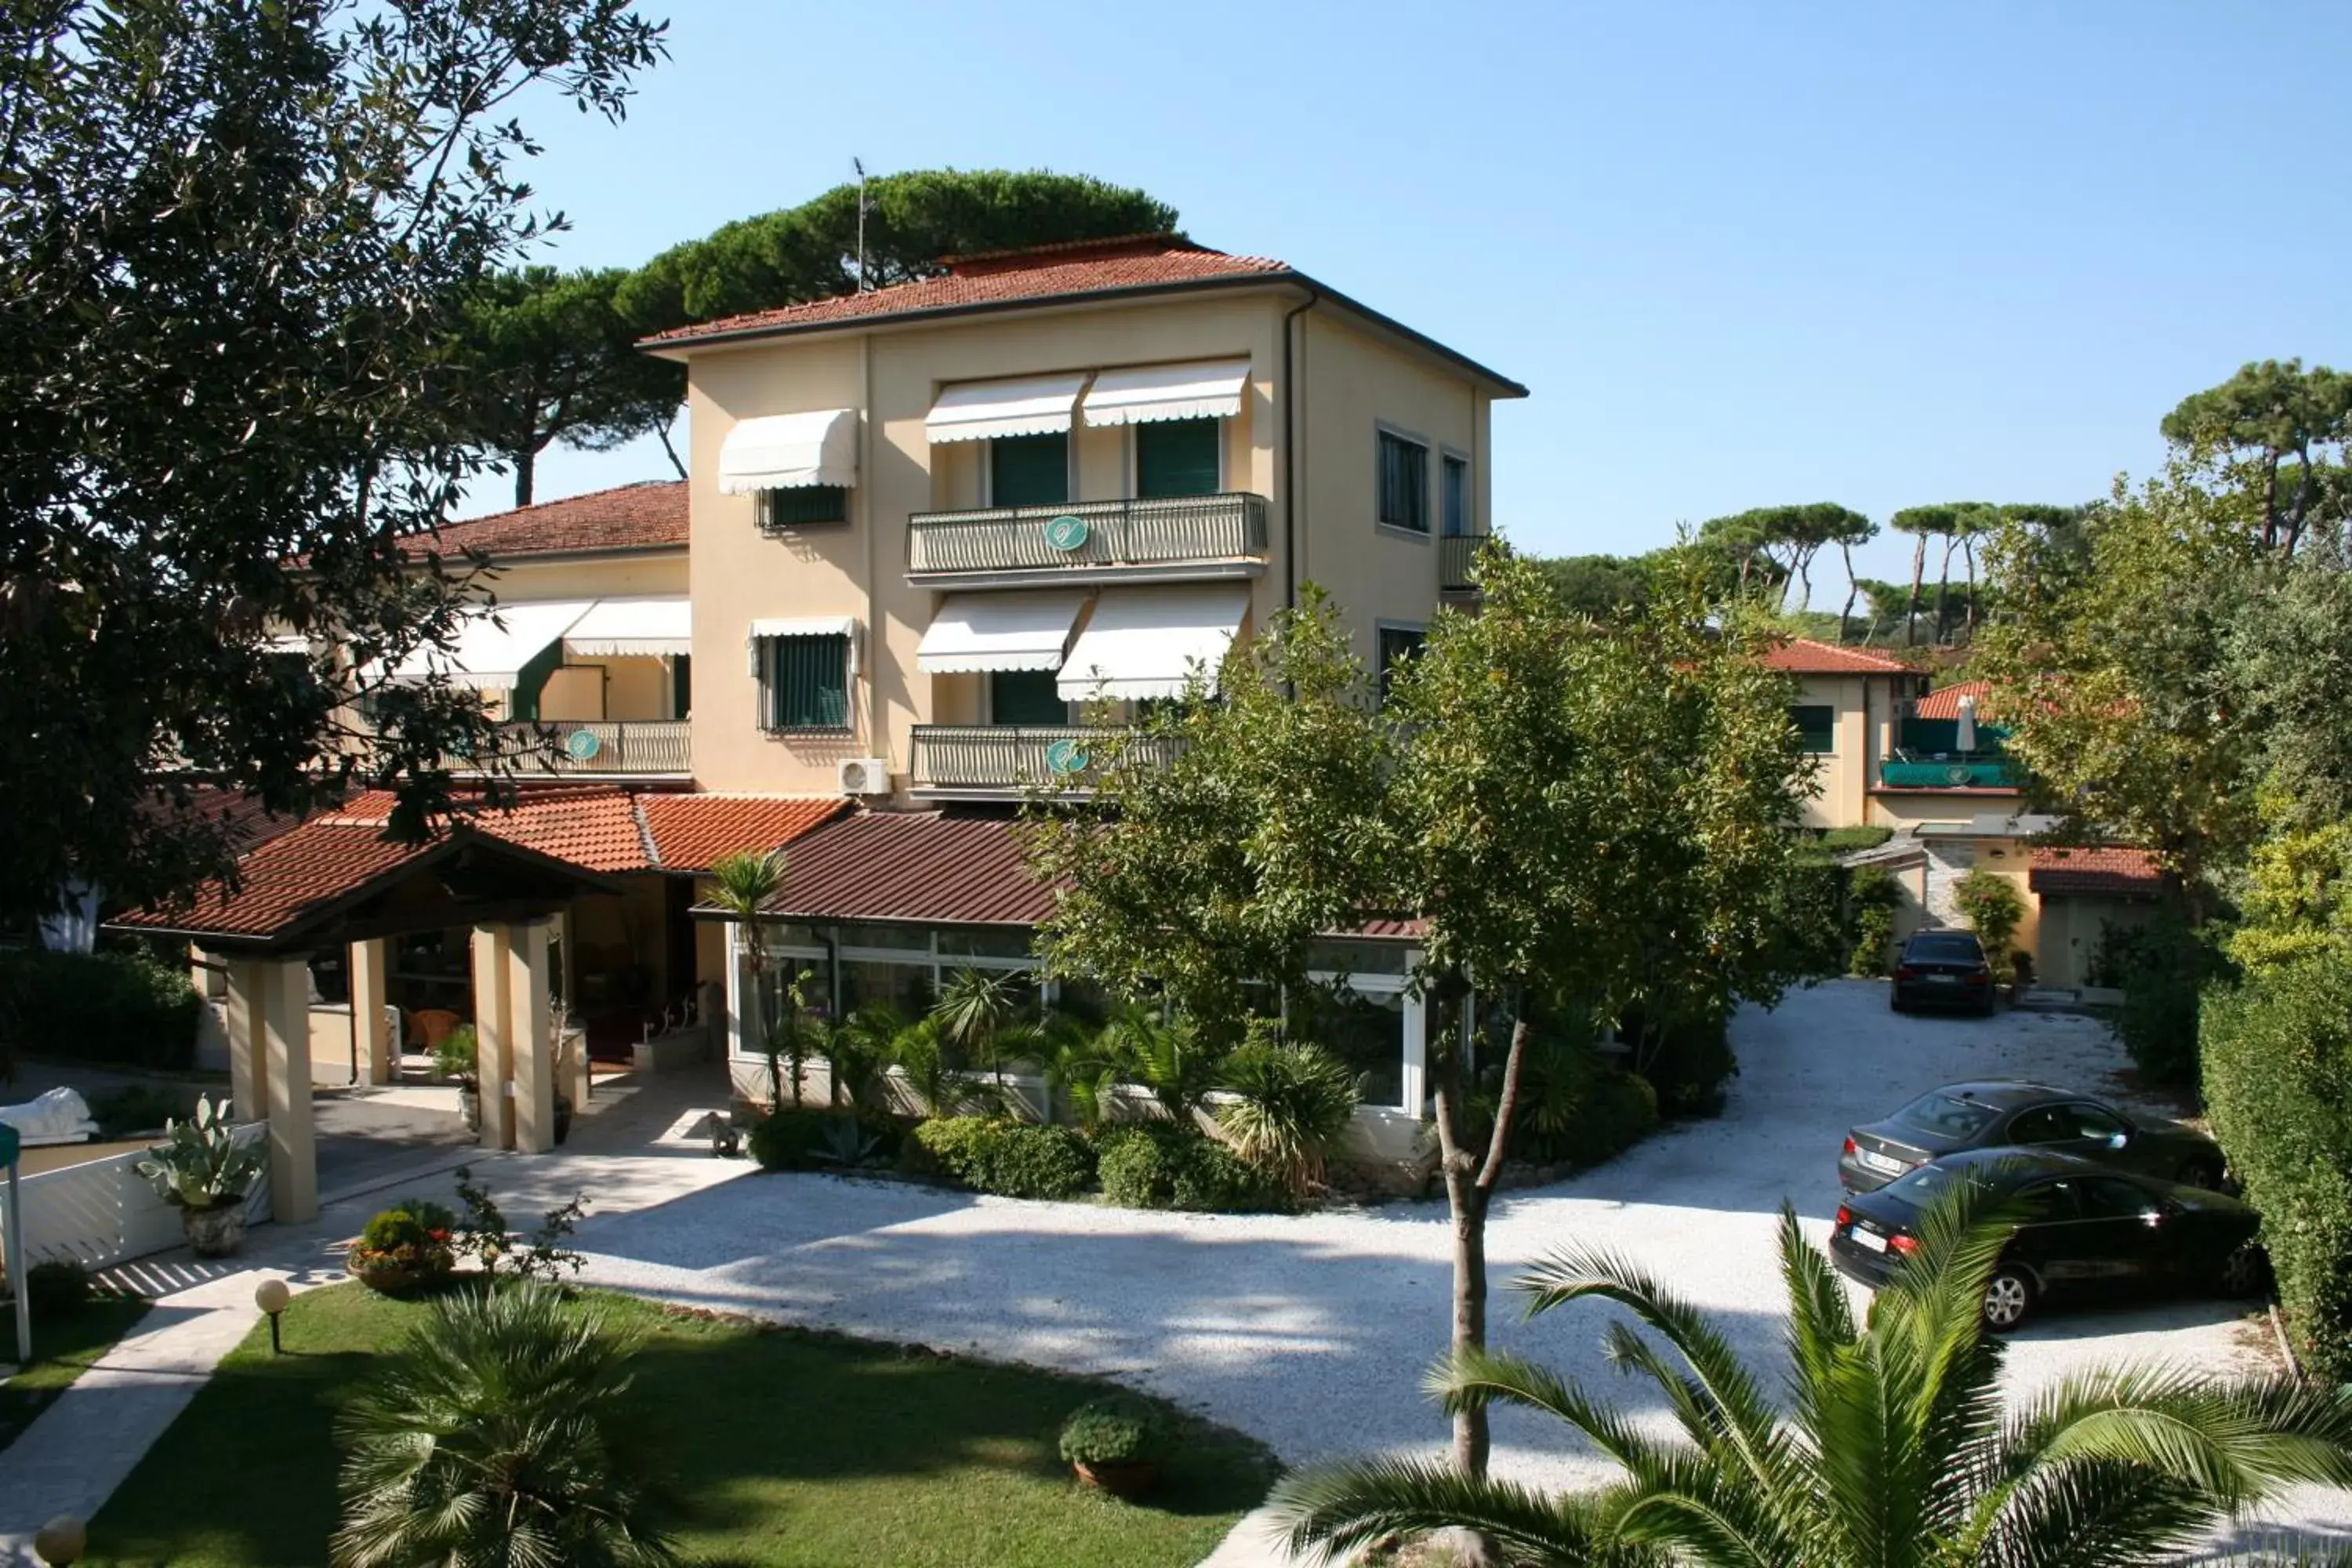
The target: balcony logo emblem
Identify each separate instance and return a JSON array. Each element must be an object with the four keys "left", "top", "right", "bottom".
[
  {"left": 1044, "top": 514, "right": 1090, "bottom": 552},
  {"left": 1945, "top": 763, "right": 1972, "bottom": 786},
  {"left": 1044, "top": 737, "right": 1090, "bottom": 776},
  {"left": 565, "top": 728, "right": 604, "bottom": 762}
]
